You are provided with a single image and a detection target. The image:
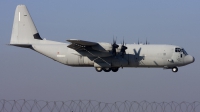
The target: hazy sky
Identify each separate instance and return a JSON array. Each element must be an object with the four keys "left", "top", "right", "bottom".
[{"left": 0, "top": 1, "right": 200, "bottom": 103}]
